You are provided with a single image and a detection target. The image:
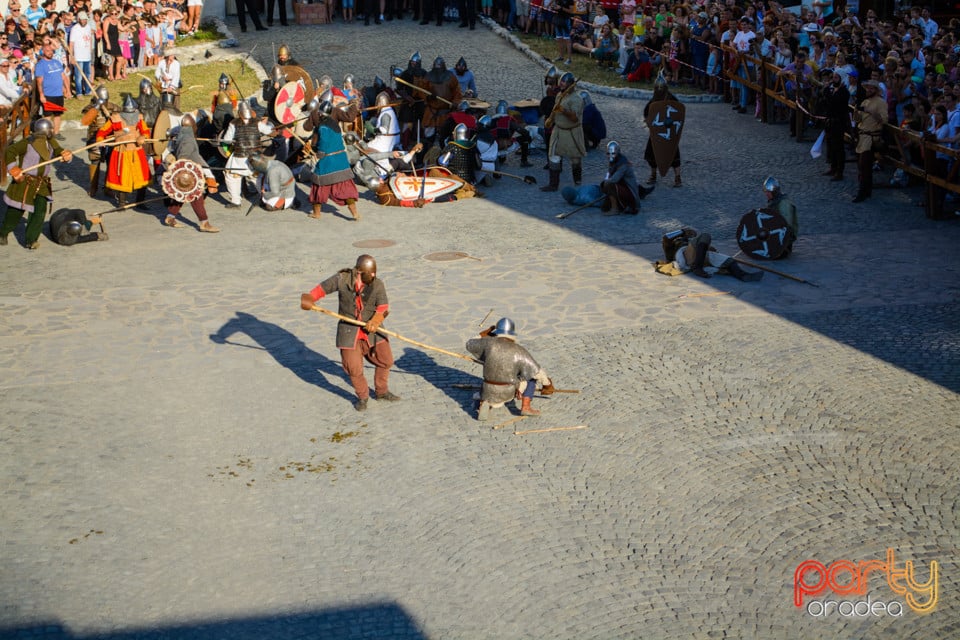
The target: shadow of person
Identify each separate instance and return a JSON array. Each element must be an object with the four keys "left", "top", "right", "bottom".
[
  {"left": 394, "top": 348, "right": 478, "bottom": 418},
  {"left": 209, "top": 311, "right": 355, "bottom": 403}
]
